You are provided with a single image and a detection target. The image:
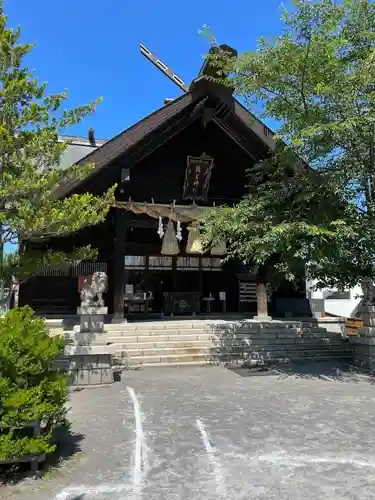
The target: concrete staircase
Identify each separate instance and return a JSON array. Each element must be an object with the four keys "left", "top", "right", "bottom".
[
  {"left": 108, "top": 321, "right": 218, "bottom": 368},
  {"left": 52, "top": 319, "right": 351, "bottom": 369},
  {"left": 47, "top": 318, "right": 353, "bottom": 370}
]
